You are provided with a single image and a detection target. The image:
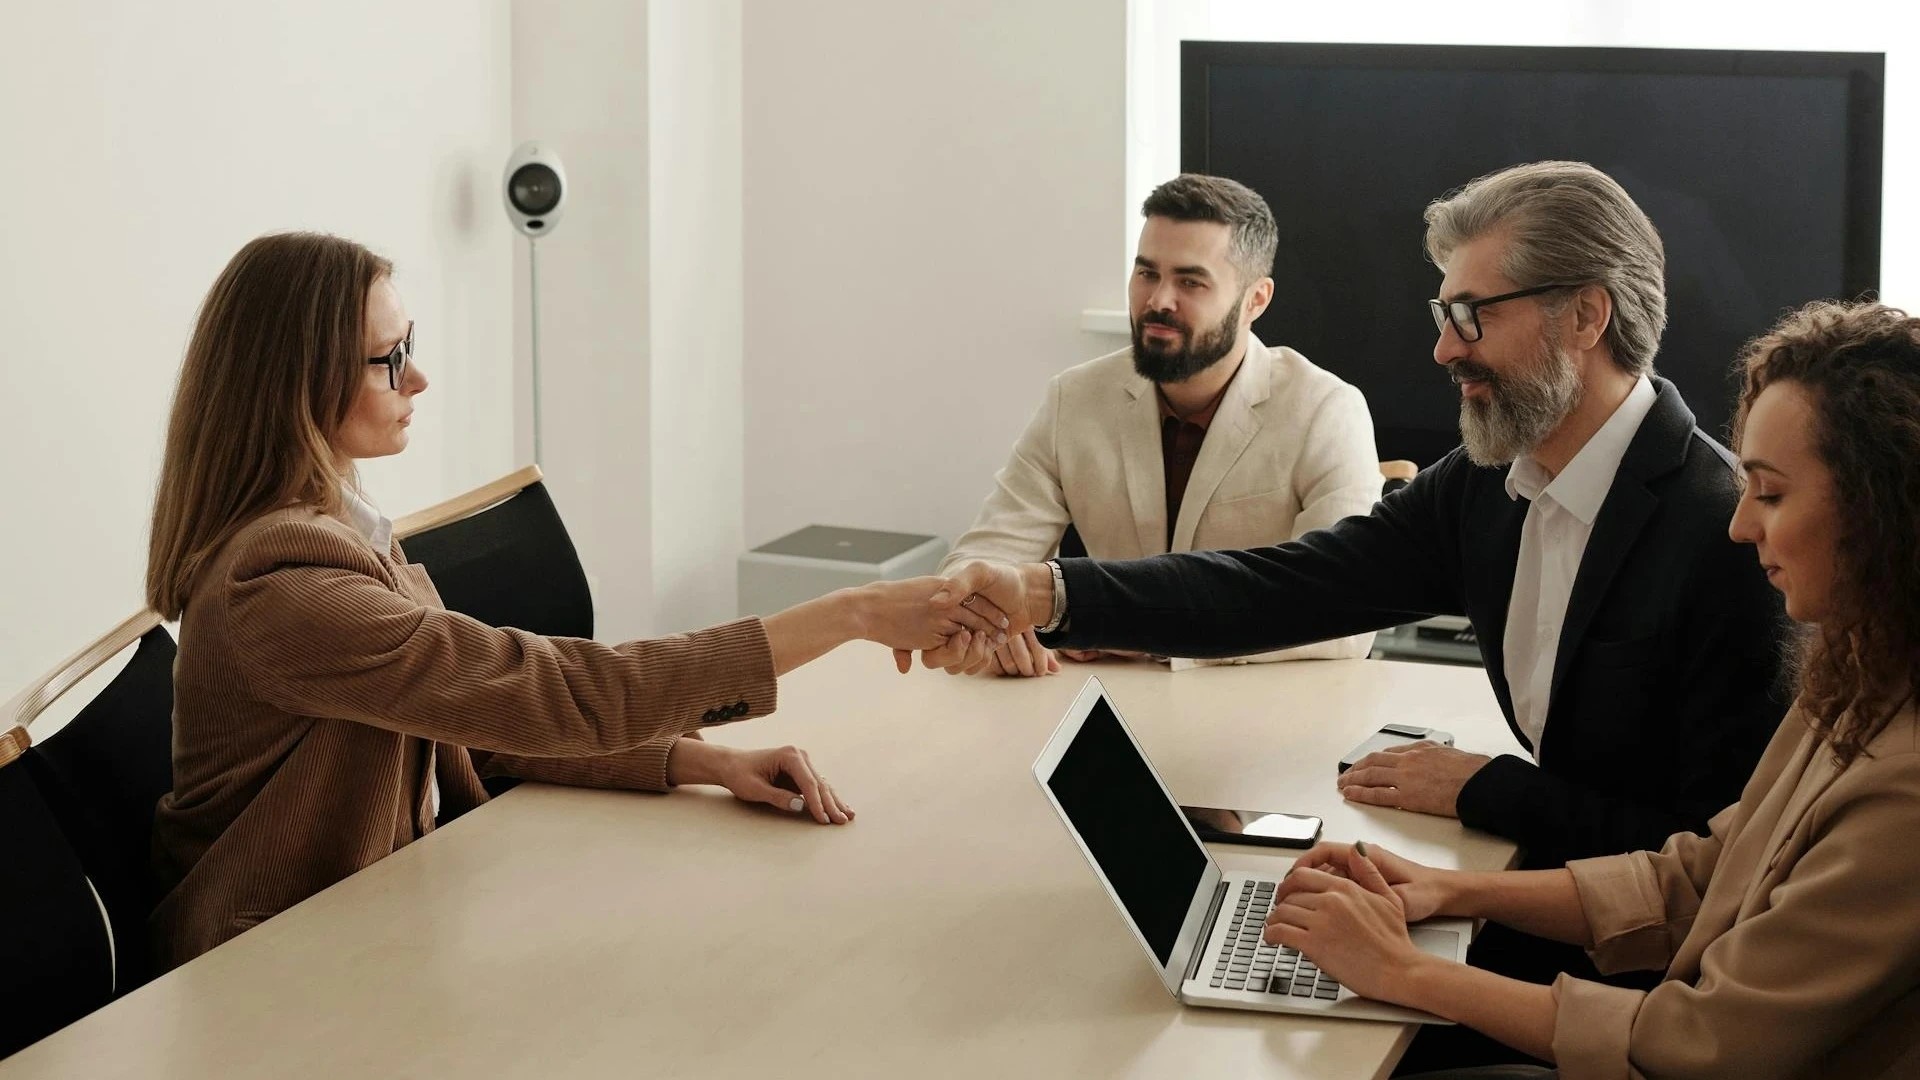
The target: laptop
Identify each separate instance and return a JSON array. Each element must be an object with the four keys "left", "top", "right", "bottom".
[{"left": 1031, "top": 676, "right": 1472, "bottom": 1023}]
